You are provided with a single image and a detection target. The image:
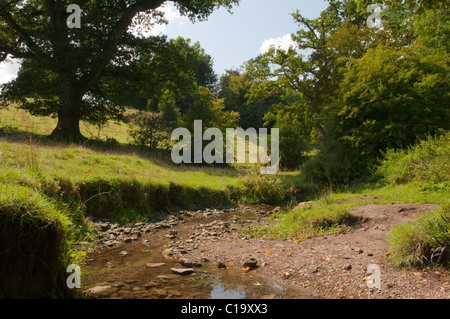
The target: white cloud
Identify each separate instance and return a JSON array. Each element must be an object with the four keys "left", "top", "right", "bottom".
[
  {"left": 0, "top": 58, "right": 20, "bottom": 85},
  {"left": 134, "top": 3, "right": 189, "bottom": 37},
  {"left": 259, "top": 33, "right": 297, "bottom": 54}
]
